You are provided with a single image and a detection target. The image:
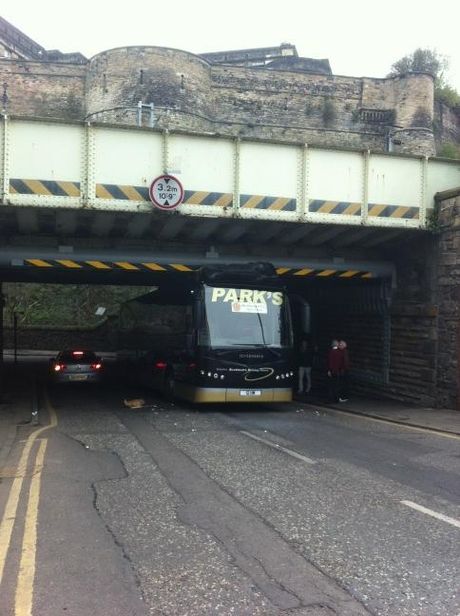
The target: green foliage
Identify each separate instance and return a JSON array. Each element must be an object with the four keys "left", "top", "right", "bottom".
[
  {"left": 426, "top": 201, "right": 441, "bottom": 232},
  {"left": 3, "top": 284, "right": 152, "bottom": 328},
  {"left": 389, "top": 48, "right": 460, "bottom": 109},
  {"left": 438, "top": 142, "right": 460, "bottom": 159},
  {"left": 388, "top": 48, "right": 448, "bottom": 85},
  {"left": 435, "top": 84, "right": 460, "bottom": 107}
]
